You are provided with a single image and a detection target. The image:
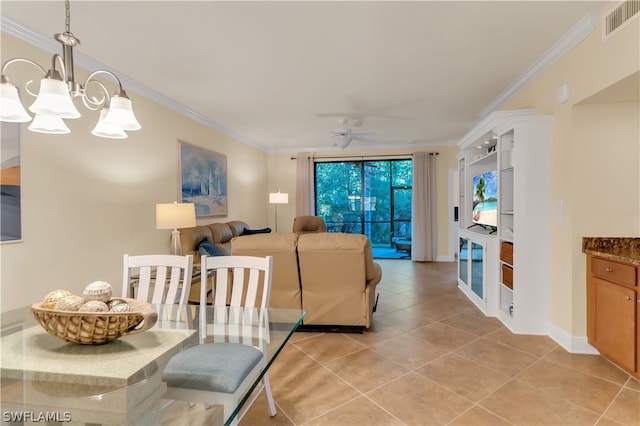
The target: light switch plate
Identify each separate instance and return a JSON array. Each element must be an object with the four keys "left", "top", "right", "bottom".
[{"left": 557, "top": 83, "right": 570, "bottom": 104}]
